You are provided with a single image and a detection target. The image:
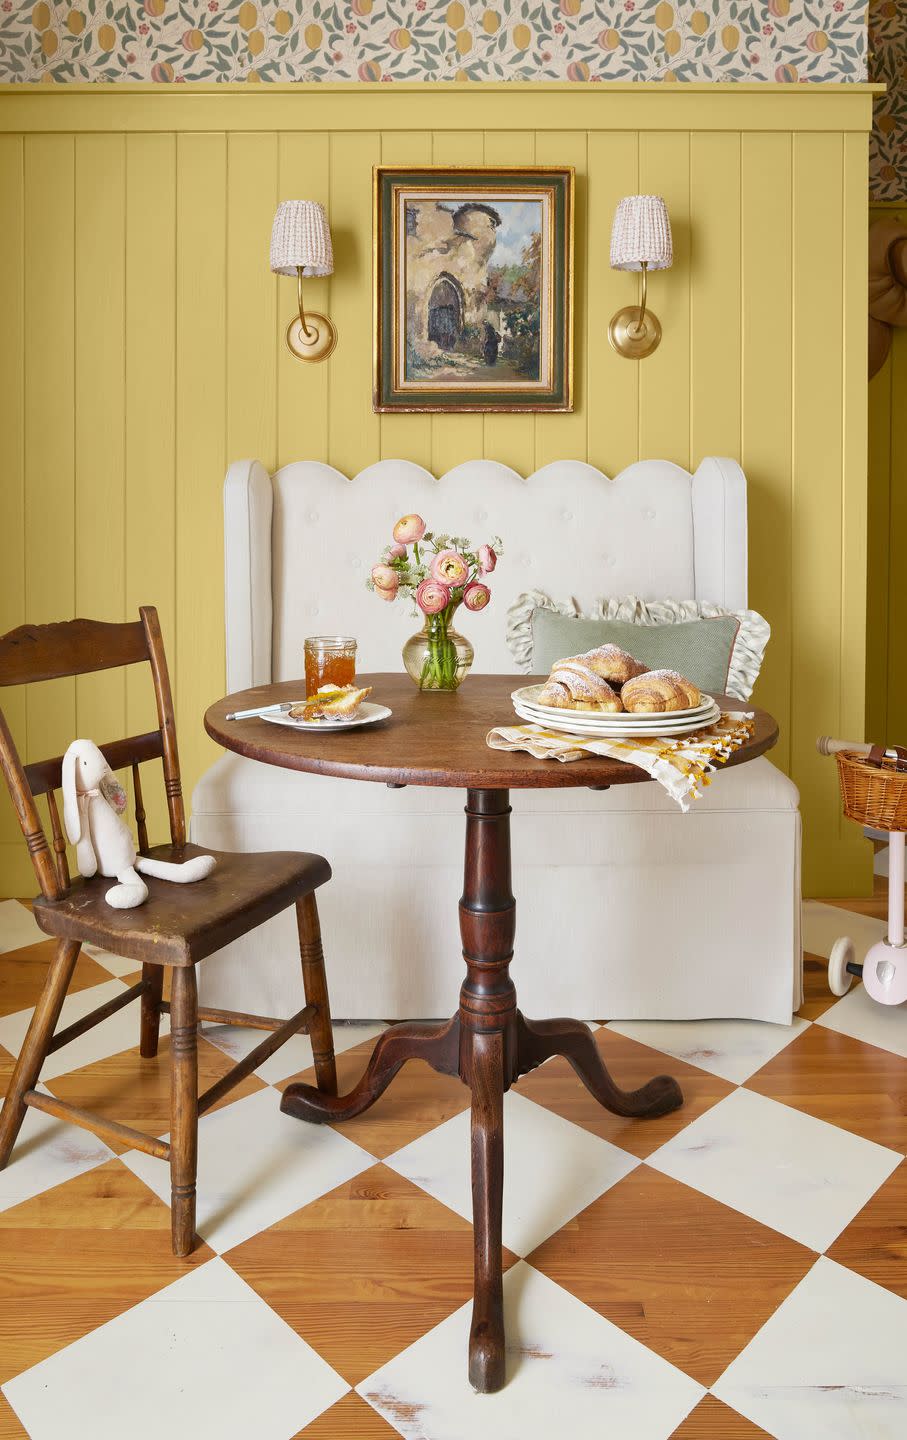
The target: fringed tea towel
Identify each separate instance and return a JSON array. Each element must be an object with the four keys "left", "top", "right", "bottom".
[{"left": 486, "top": 713, "right": 755, "bottom": 811}]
